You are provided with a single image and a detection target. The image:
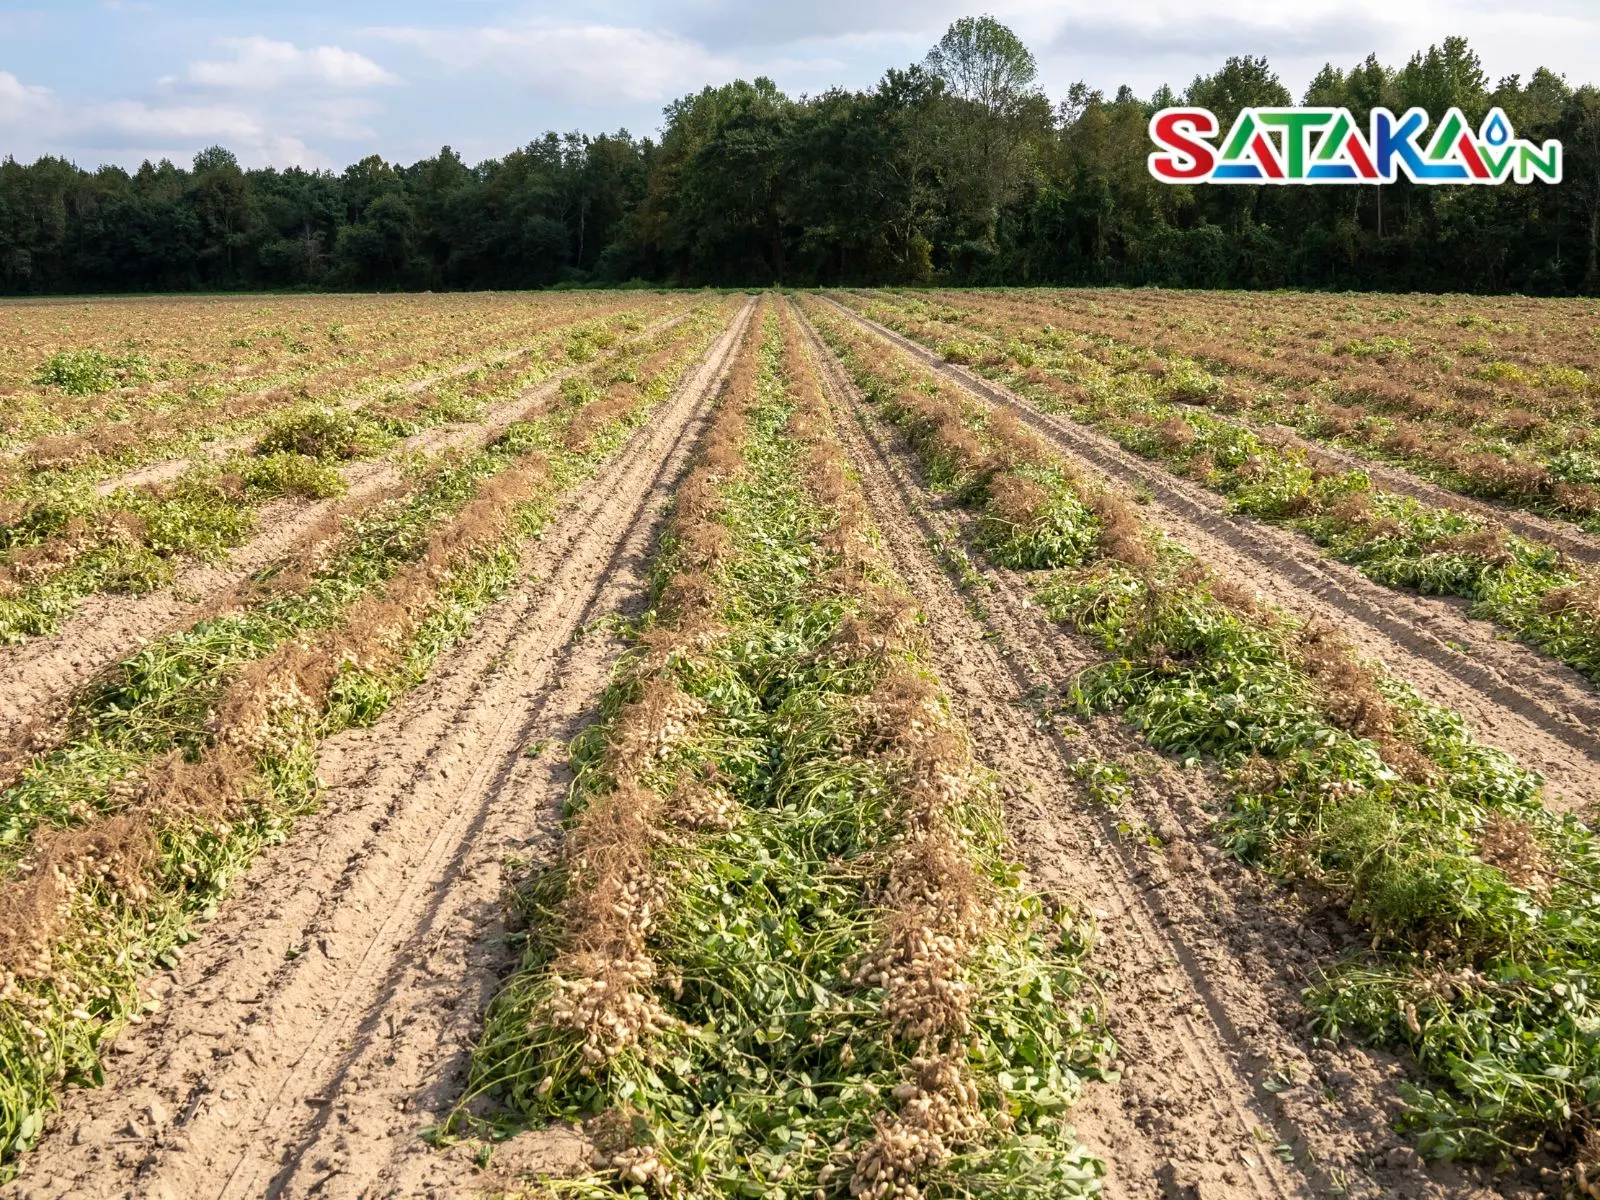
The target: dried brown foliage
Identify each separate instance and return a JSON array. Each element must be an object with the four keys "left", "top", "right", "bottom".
[
  {"left": 1185, "top": 451, "right": 1216, "bottom": 482},
  {"left": 1322, "top": 490, "right": 1402, "bottom": 540},
  {"left": 1496, "top": 408, "right": 1547, "bottom": 440},
  {"left": 1295, "top": 620, "right": 1433, "bottom": 783},
  {"left": 1314, "top": 402, "right": 1368, "bottom": 439},
  {"left": 983, "top": 472, "right": 1048, "bottom": 536},
  {"left": 1087, "top": 490, "right": 1156, "bottom": 567},
  {"left": 217, "top": 480, "right": 412, "bottom": 611},
  {"left": 821, "top": 587, "right": 922, "bottom": 668},
  {"left": 0, "top": 816, "right": 155, "bottom": 985},
  {"left": 1540, "top": 579, "right": 1600, "bottom": 621},
  {"left": 1553, "top": 482, "right": 1600, "bottom": 516},
  {"left": 983, "top": 408, "right": 1052, "bottom": 471},
  {"left": 563, "top": 394, "right": 636, "bottom": 451},
  {"left": 1453, "top": 451, "right": 1550, "bottom": 498},
  {"left": 0, "top": 738, "right": 267, "bottom": 983},
  {"left": 1382, "top": 422, "right": 1434, "bottom": 462},
  {"left": 1206, "top": 573, "right": 1261, "bottom": 614},
  {"left": 1425, "top": 528, "right": 1513, "bottom": 565},
  {"left": 1154, "top": 416, "right": 1196, "bottom": 452}
]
